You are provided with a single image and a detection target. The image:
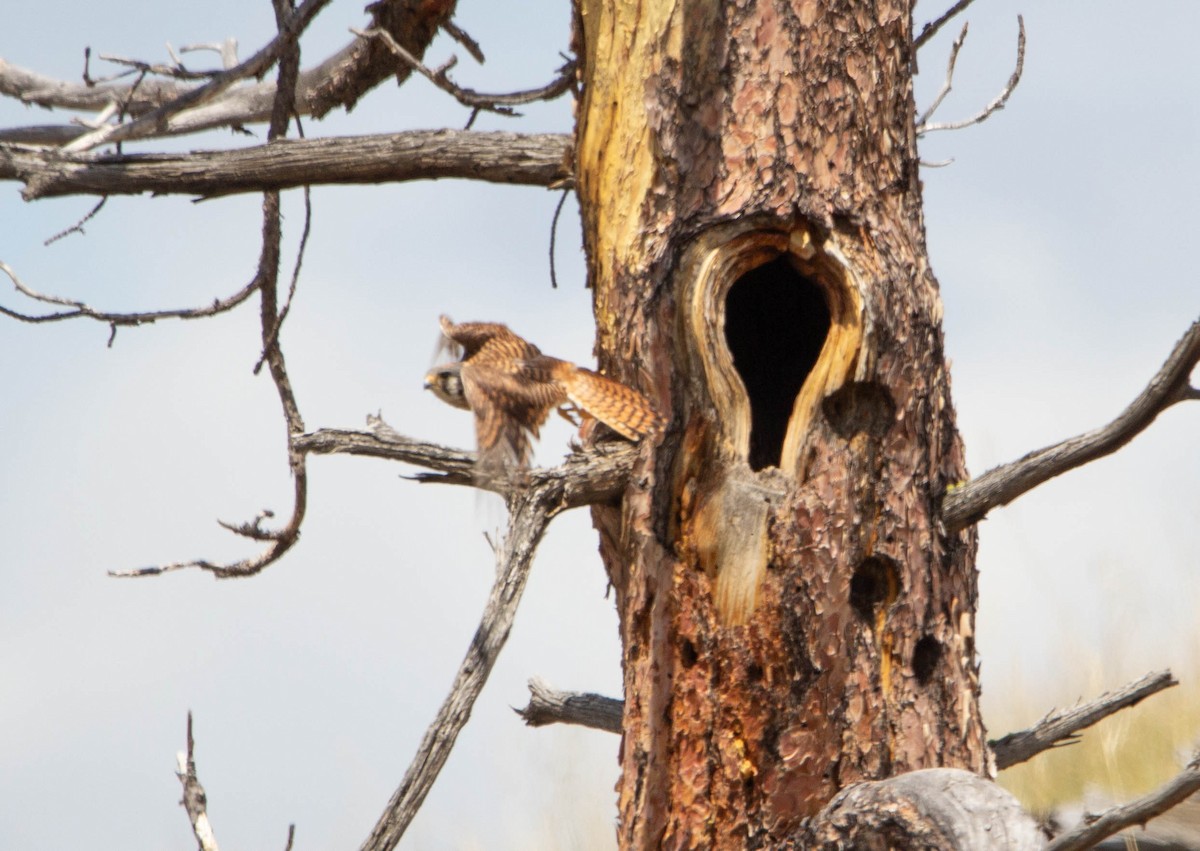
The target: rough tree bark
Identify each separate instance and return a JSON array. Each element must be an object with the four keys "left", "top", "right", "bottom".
[{"left": 574, "top": 1, "right": 989, "bottom": 846}]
